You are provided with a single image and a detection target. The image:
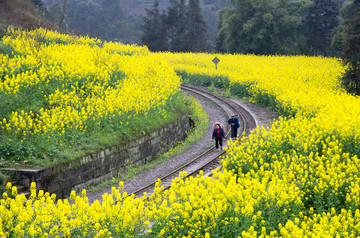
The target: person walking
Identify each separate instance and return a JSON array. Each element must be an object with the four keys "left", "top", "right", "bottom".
[
  {"left": 228, "top": 115, "right": 240, "bottom": 139},
  {"left": 212, "top": 123, "right": 225, "bottom": 152}
]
